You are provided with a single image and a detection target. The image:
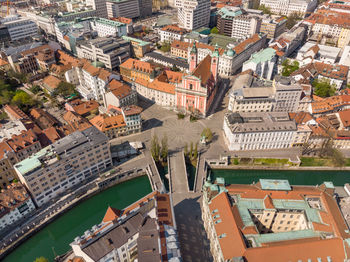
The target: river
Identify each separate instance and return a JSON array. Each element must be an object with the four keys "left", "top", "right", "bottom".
[
  {"left": 210, "top": 169, "right": 350, "bottom": 186},
  {"left": 3, "top": 176, "right": 151, "bottom": 262}
]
